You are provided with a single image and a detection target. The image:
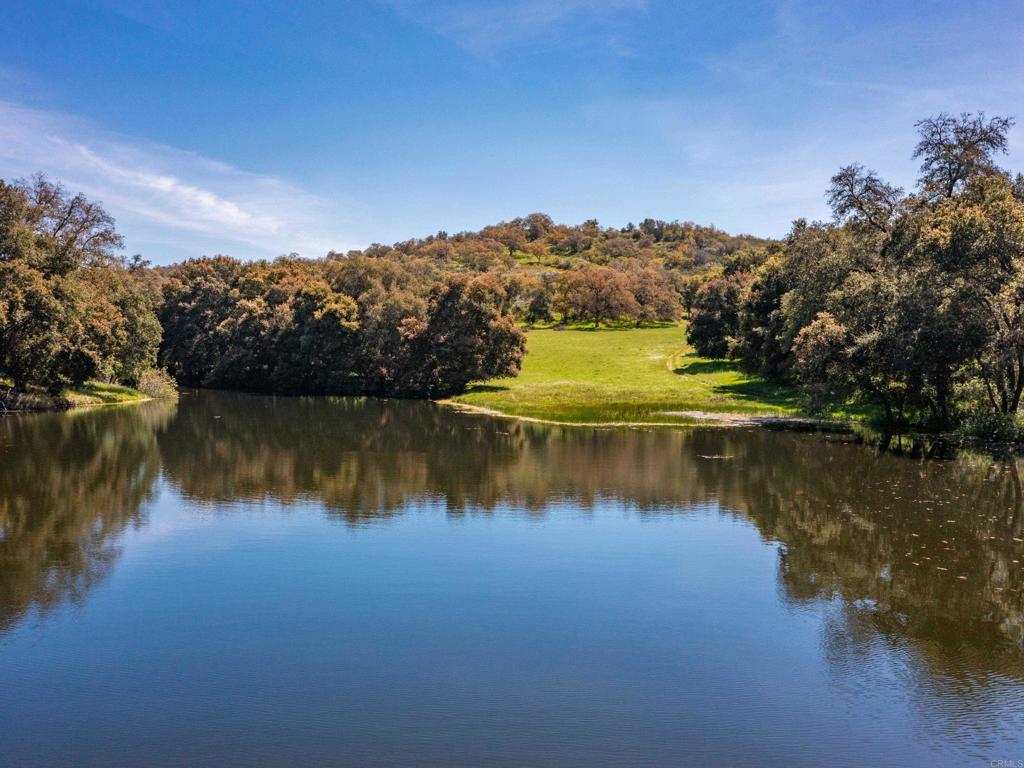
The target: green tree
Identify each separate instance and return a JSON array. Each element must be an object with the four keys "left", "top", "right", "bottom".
[
  {"left": 686, "top": 273, "right": 746, "bottom": 358},
  {"left": 0, "top": 176, "right": 158, "bottom": 396},
  {"left": 734, "top": 253, "right": 792, "bottom": 379},
  {"left": 411, "top": 275, "right": 526, "bottom": 397}
]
